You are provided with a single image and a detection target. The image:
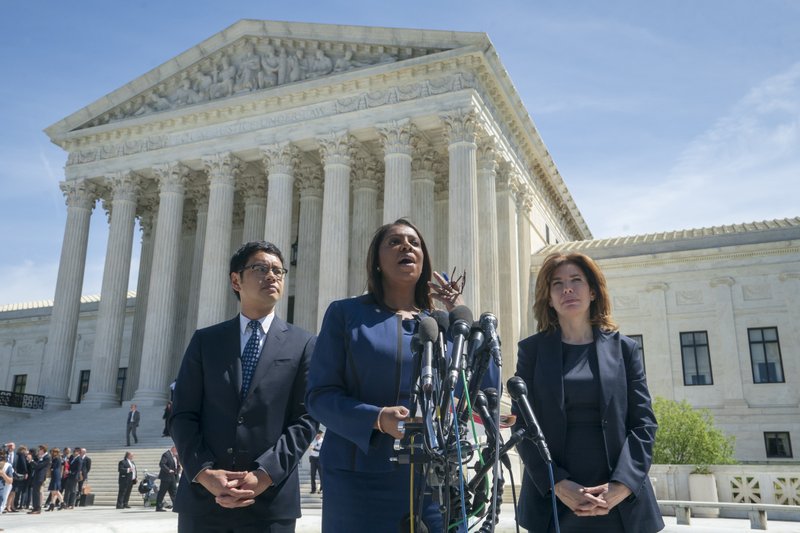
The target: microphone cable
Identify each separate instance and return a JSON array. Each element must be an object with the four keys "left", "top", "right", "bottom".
[{"left": 547, "top": 461, "right": 560, "bottom": 533}]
